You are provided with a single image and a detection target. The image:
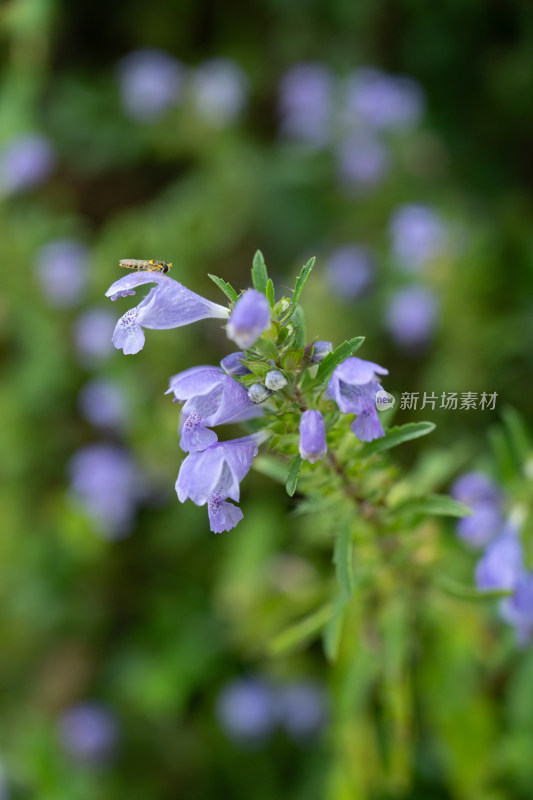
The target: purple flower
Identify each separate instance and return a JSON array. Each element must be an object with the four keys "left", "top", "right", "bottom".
[
  {"left": 389, "top": 204, "right": 447, "bottom": 271},
  {"left": 73, "top": 308, "right": 117, "bottom": 364},
  {"left": 451, "top": 471, "right": 504, "bottom": 548},
  {"left": 116, "top": 48, "right": 183, "bottom": 121},
  {"left": 0, "top": 133, "right": 54, "bottom": 195},
  {"left": 276, "top": 681, "right": 327, "bottom": 741},
  {"left": 216, "top": 678, "right": 277, "bottom": 744},
  {"left": 176, "top": 433, "right": 264, "bottom": 532},
  {"left": 166, "top": 365, "right": 256, "bottom": 452},
  {"left": 68, "top": 443, "right": 142, "bottom": 539},
  {"left": 325, "top": 245, "right": 374, "bottom": 302},
  {"left": 191, "top": 59, "right": 249, "bottom": 126},
  {"left": 500, "top": 573, "right": 533, "bottom": 645},
  {"left": 337, "top": 134, "right": 389, "bottom": 191},
  {"left": 58, "top": 703, "right": 119, "bottom": 764},
  {"left": 278, "top": 63, "right": 334, "bottom": 147},
  {"left": 475, "top": 529, "right": 523, "bottom": 591},
  {"left": 299, "top": 410, "right": 327, "bottom": 463},
  {"left": 106, "top": 272, "right": 229, "bottom": 355},
  {"left": 328, "top": 357, "right": 388, "bottom": 442},
  {"left": 220, "top": 351, "right": 251, "bottom": 376},
  {"left": 385, "top": 286, "right": 439, "bottom": 351},
  {"left": 35, "top": 239, "right": 89, "bottom": 308},
  {"left": 226, "top": 289, "right": 271, "bottom": 349},
  {"left": 311, "top": 341, "right": 332, "bottom": 363},
  {"left": 342, "top": 68, "right": 425, "bottom": 132},
  {"left": 78, "top": 378, "right": 127, "bottom": 431}
]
